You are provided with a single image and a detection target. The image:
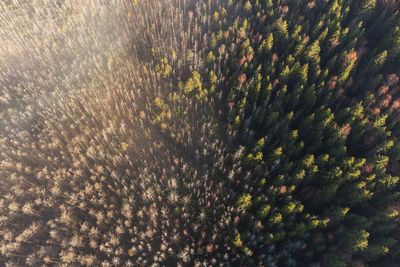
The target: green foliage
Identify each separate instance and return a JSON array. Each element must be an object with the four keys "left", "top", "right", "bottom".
[
  {"left": 306, "top": 41, "right": 321, "bottom": 60},
  {"left": 258, "top": 204, "right": 271, "bottom": 219},
  {"left": 206, "top": 51, "right": 216, "bottom": 64},
  {"left": 374, "top": 50, "right": 388, "bottom": 66},
  {"left": 3, "top": 0, "right": 400, "bottom": 266},
  {"left": 303, "top": 154, "right": 315, "bottom": 167},
  {"left": 182, "top": 71, "right": 207, "bottom": 100},
  {"left": 155, "top": 57, "right": 172, "bottom": 77},
  {"left": 237, "top": 193, "right": 252, "bottom": 210},
  {"left": 275, "top": 18, "right": 288, "bottom": 37},
  {"left": 233, "top": 233, "right": 242, "bottom": 247},
  {"left": 269, "top": 213, "right": 283, "bottom": 225},
  {"left": 349, "top": 230, "right": 370, "bottom": 252}
]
